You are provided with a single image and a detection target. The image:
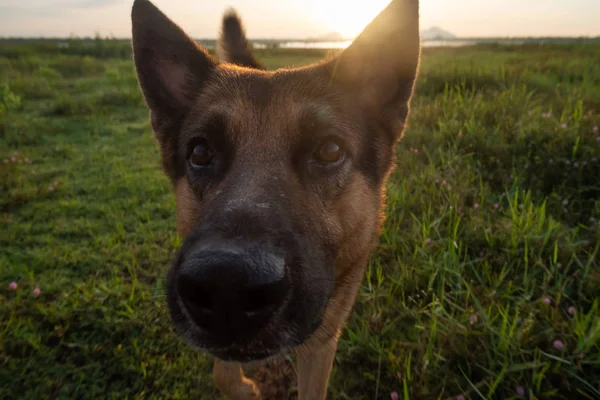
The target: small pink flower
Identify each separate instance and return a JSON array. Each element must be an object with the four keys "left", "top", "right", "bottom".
[
  {"left": 553, "top": 339, "right": 564, "bottom": 350},
  {"left": 441, "top": 180, "right": 447, "bottom": 185},
  {"left": 516, "top": 386, "right": 525, "bottom": 396},
  {"left": 485, "top": 228, "right": 491, "bottom": 234},
  {"left": 10, "top": 156, "right": 16, "bottom": 162},
  {"left": 493, "top": 203, "right": 499, "bottom": 209},
  {"left": 596, "top": 136, "right": 600, "bottom": 142},
  {"left": 560, "top": 123, "right": 567, "bottom": 129},
  {"left": 9, "top": 282, "right": 18, "bottom": 290},
  {"left": 425, "top": 238, "right": 432, "bottom": 245},
  {"left": 568, "top": 306, "right": 576, "bottom": 316},
  {"left": 473, "top": 203, "right": 479, "bottom": 209},
  {"left": 456, "top": 396, "right": 466, "bottom": 400},
  {"left": 593, "top": 125, "right": 599, "bottom": 133},
  {"left": 33, "top": 287, "right": 41, "bottom": 297},
  {"left": 469, "top": 314, "right": 478, "bottom": 324},
  {"left": 390, "top": 392, "right": 399, "bottom": 400},
  {"left": 543, "top": 297, "right": 551, "bottom": 305}
]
